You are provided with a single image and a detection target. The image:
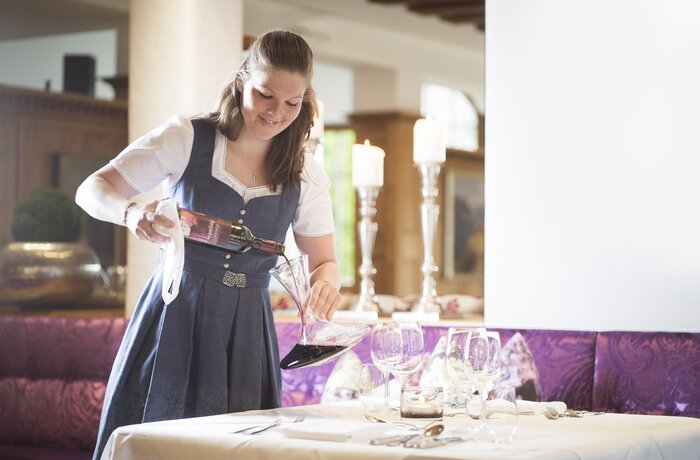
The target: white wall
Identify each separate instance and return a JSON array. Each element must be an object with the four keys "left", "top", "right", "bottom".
[
  {"left": 0, "top": 30, "right": 116, "bottom": 99},
  {"left": 485, "top": 0, "right": 700, "bottom": 332},
  {"left": 125, "top": 0, "right": 243, "bottom": 315}
]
